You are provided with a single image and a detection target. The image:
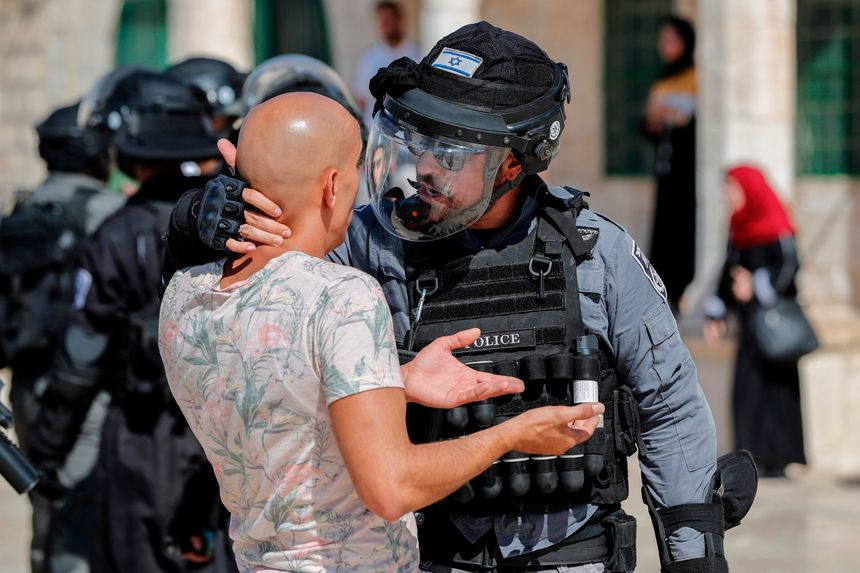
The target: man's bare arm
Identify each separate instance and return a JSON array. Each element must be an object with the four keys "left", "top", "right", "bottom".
[{"left": 330, "top": 387, "right": 602, "bottom": 521}]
